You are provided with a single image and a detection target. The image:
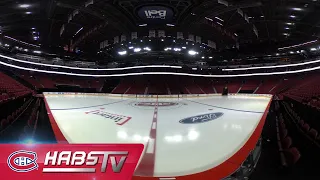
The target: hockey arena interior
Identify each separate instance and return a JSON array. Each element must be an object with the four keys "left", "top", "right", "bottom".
[{"left": 1, "top": 0, "right": 320, "bottom": 179}]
